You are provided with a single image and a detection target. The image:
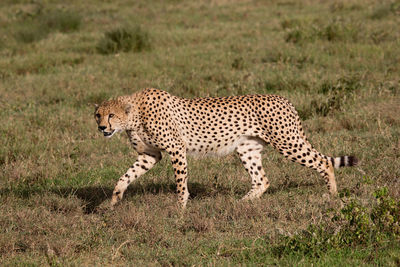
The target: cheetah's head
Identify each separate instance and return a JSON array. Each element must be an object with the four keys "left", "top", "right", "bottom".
[{"left": 94, "top": 100, "right": 131, "bottom": 138}]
